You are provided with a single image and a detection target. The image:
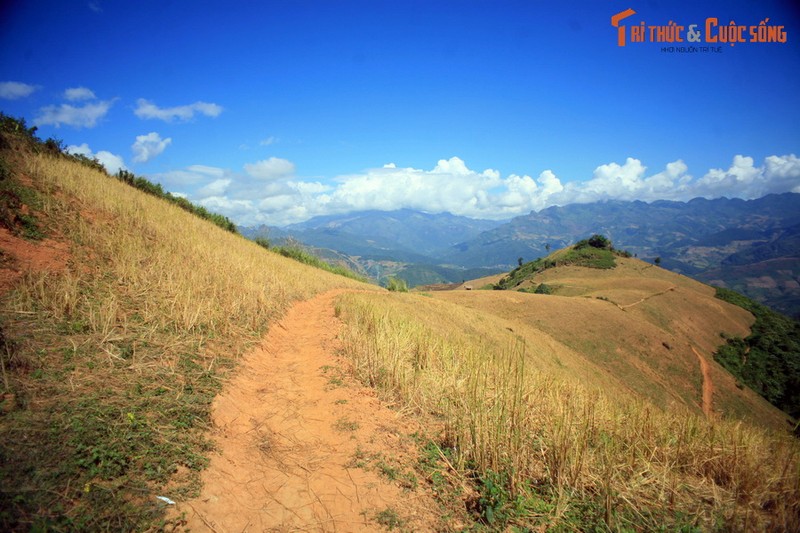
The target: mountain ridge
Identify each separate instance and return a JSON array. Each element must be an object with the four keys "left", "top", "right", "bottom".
[{"left": 243, "top": 193, "right": 800, "bottom": 316}]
